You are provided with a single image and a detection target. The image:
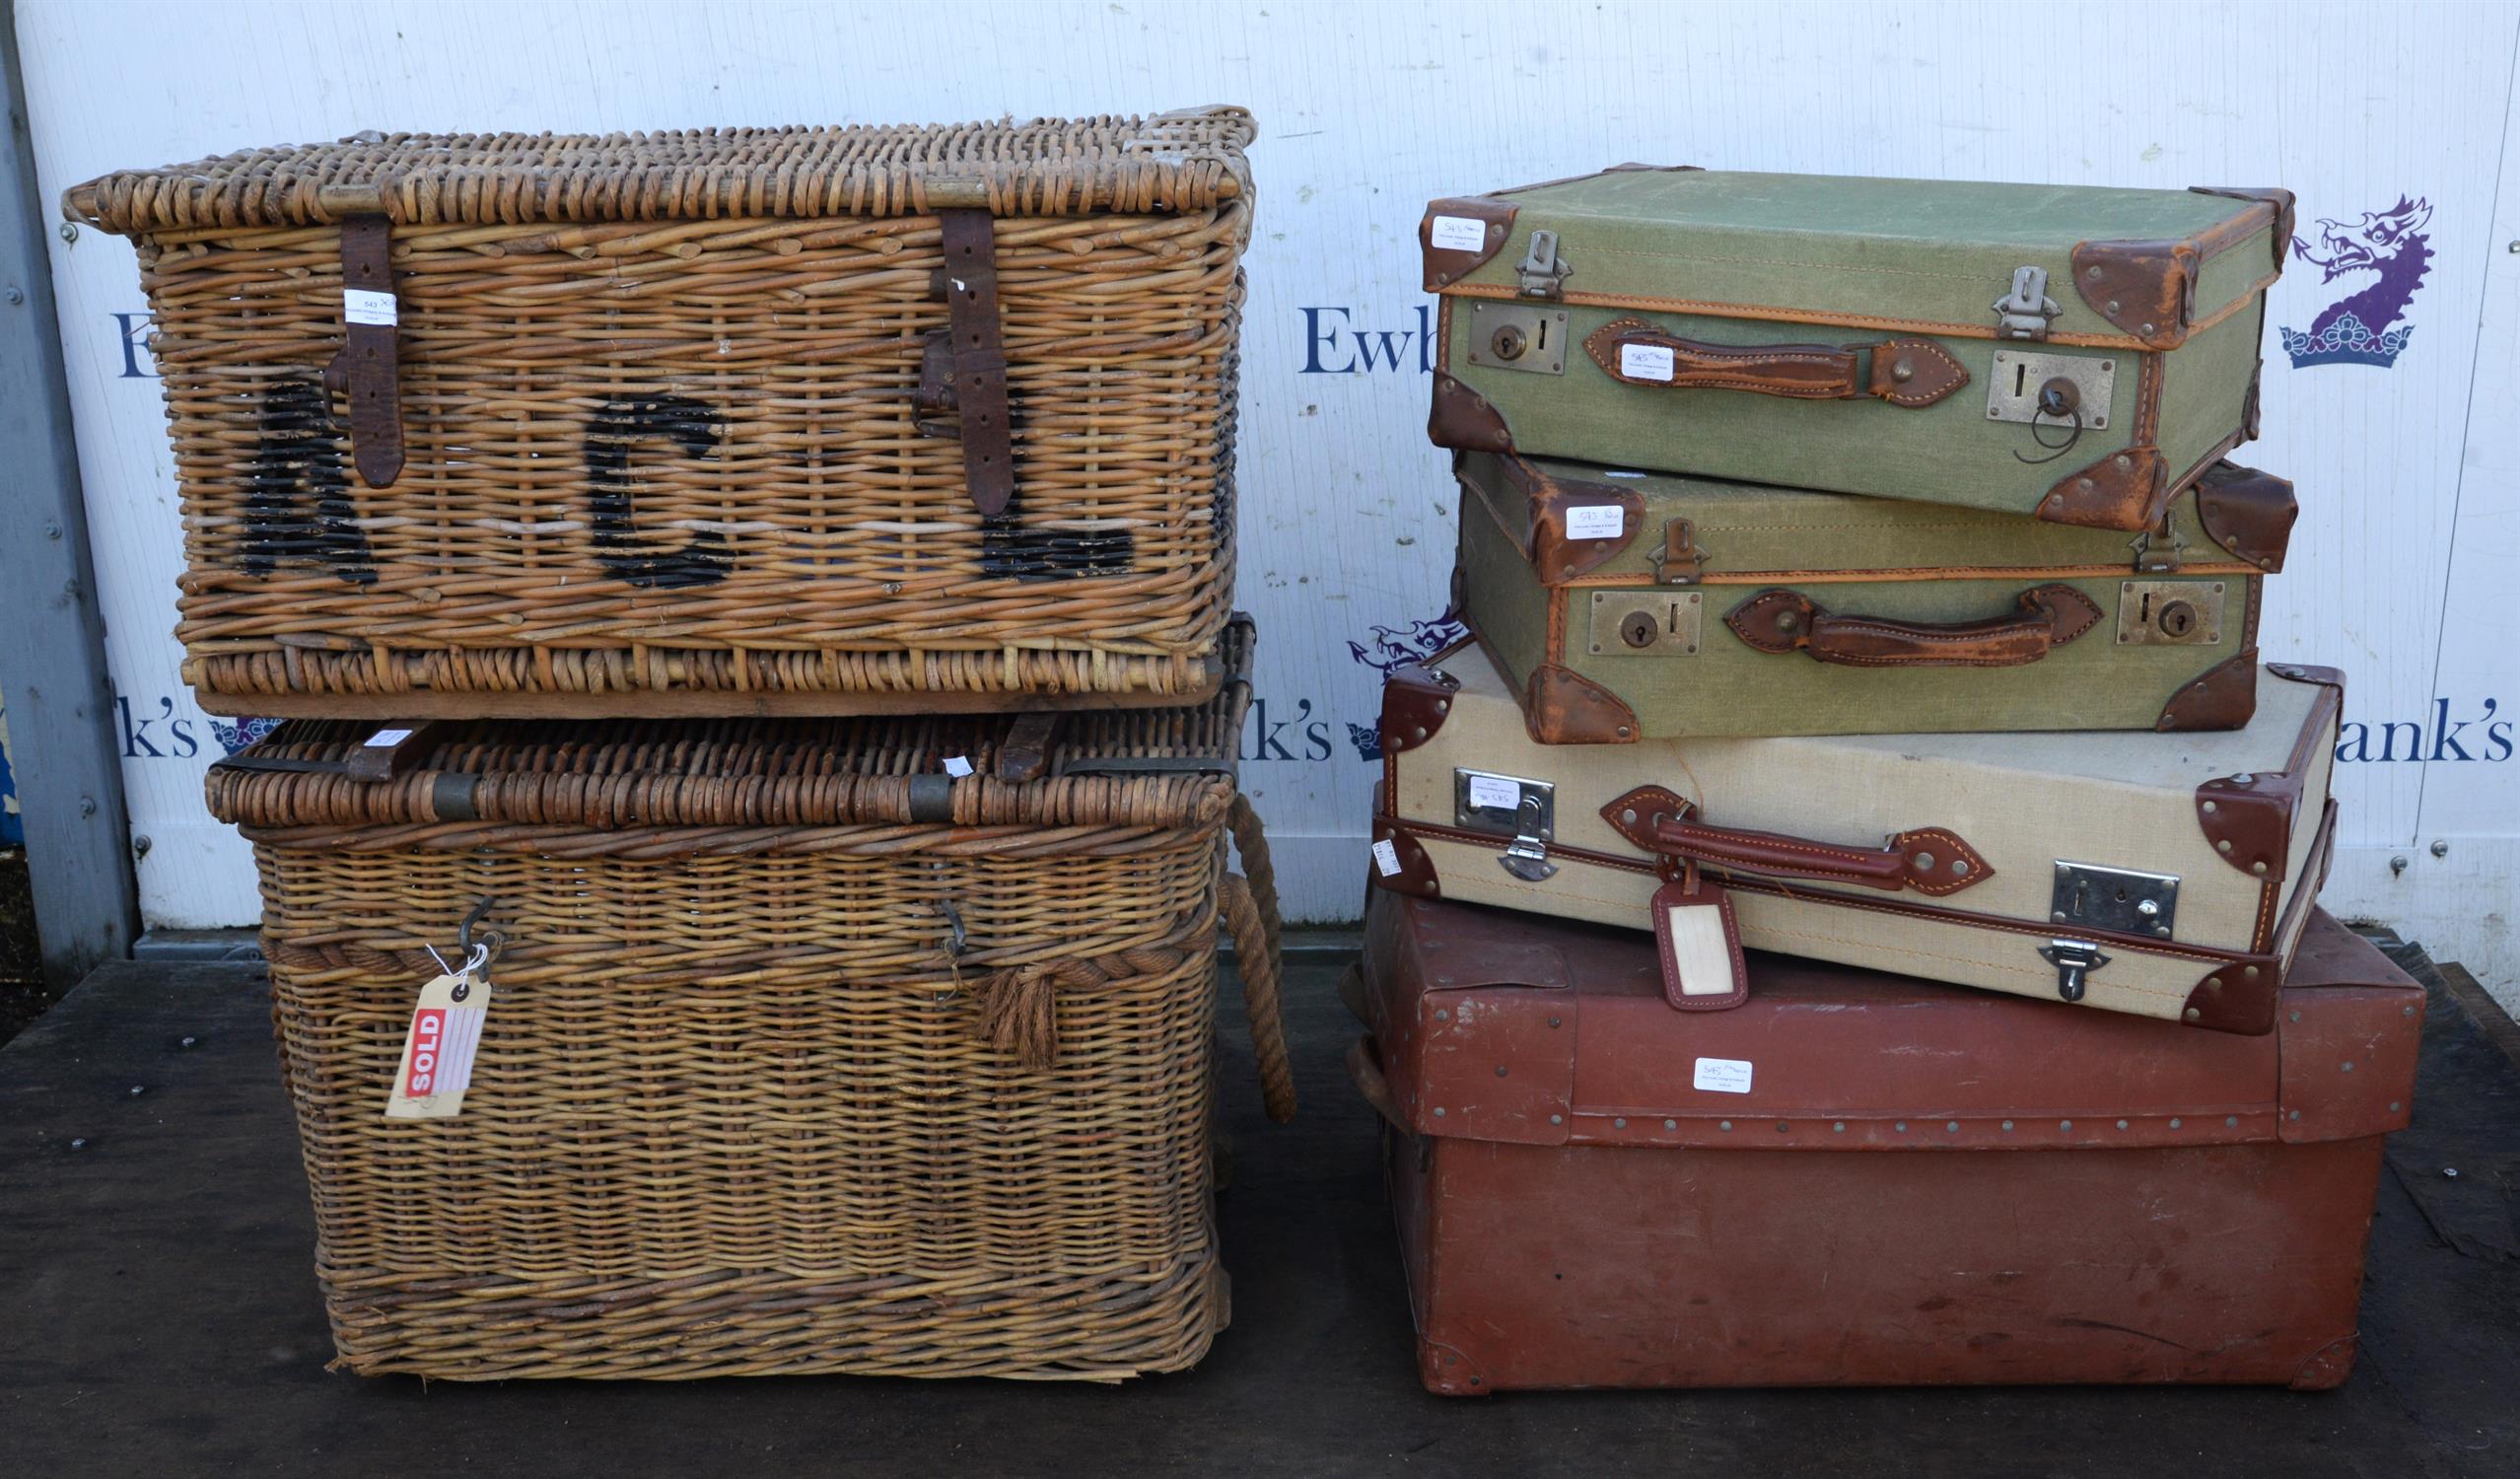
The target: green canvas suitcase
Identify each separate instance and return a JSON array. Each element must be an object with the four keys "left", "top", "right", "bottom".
[
  {"left": 1455, "top": 451, "right": 2295, "bottom": 742},
  {"left": 1421, "top": 169, "right": 2291, "bottom": 530}
]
